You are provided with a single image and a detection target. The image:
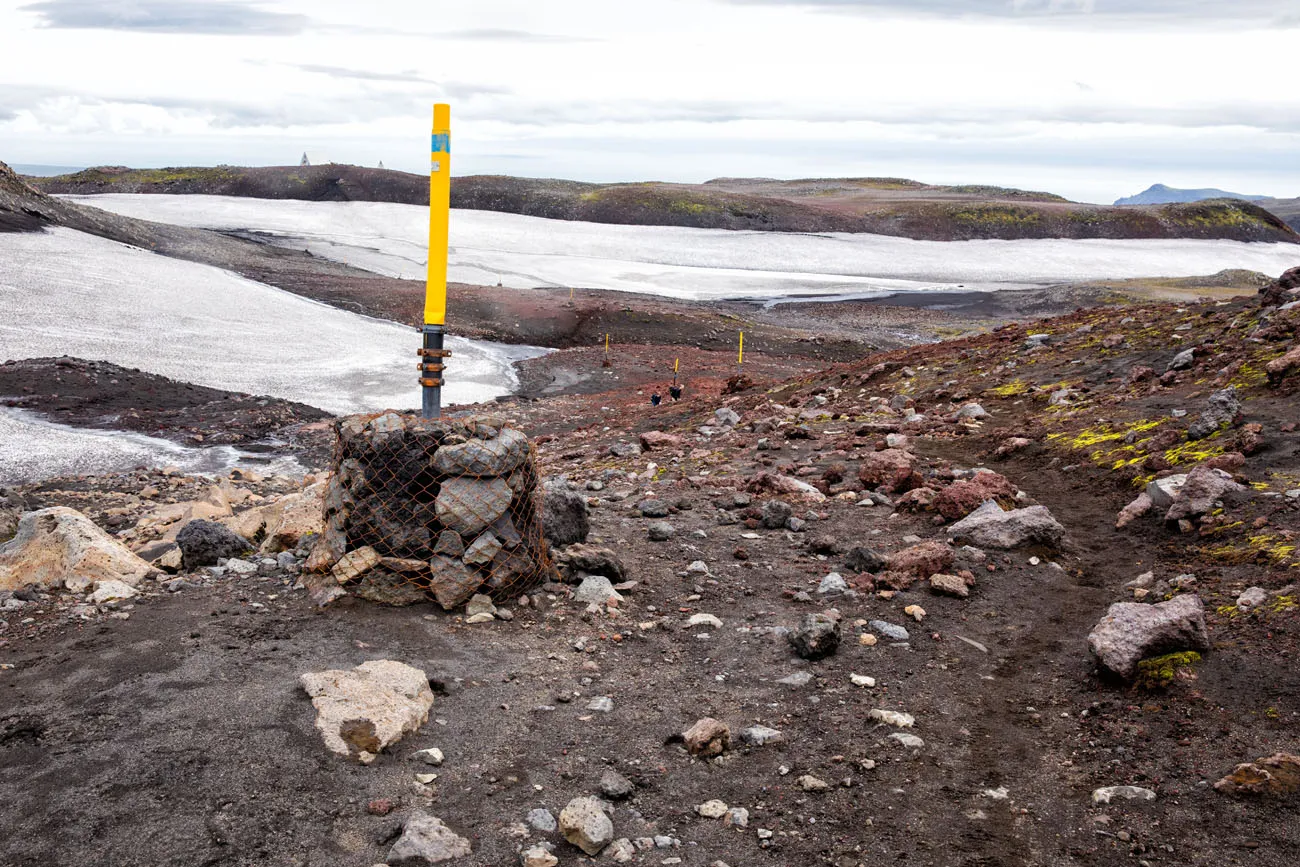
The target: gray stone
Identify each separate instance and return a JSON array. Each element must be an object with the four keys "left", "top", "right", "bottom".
[
  {"left": 386, "top": 811, "right": 472, "bottom": 864},
  {"left": 761, "top": 500, "right": 793, "bottom": 530},
  {"left": 715, "top": 407, "right": 741, "bottom": 427},
  {"left": 428, "top": 555, "right": 482, "bottom": 611},
  {"left": 574, "top": 575, "right": 622, "bottom": 605},
  {"left": 869, "top": 620, "right": 910, "bottom": 642},
  {"left": 738, "top": 725, "right": 785, "bottom": 746},
  {"left": 436, "top": 478, "right": 512, "bottom": 537},
  {"left": 1146, "top": 474, "right": 1188, "bottom": 512},
  {"left": 432, "top": 428, "right": 528, "bottom": 477},
  {"left": 647, "top": 521, "right": 675, "bottom": 542},
  {"left": 637, "top": 499, "right": 670, "bottom": 518},
  {"left": 433, "top": 530, "right": 465, "bottom": 558},
  {"left": 844, "top": 546, "right": 888, "bottom": 574},
  {"left": 600, "top": 768, "right": 636, "bottom": 800},
  {"left": 956, "top": 403, "right": 988, "bottom": 419},
  {"left": 1237, "top": 587, "right": 1268, "bottom": 610},
  {"left": 777, "top": 672, "right": 813, "bottom": 686},
  {"left": 609, "top": 441, "right": 641, "bottom": 458},
  {"left": 542, "top": 480, "right": 589, "bottom": 547},
  {"left": 1188, "top": 386, "right": 1242, "bottom": 440},
  {"left": 463, "top": 532, "right": 502, "bottom": 566},
  {"left": 1087, "top": 594, "right": 1210, "bottom": 679},
  {"left": 527, "top": 808, "right": 557, "bottom": 832},
  {"left": 491, "top": 513, "right": 522, "bottom": 549},
  {"left": 1167, "top": 348, "right": 1196, "bottom": 371},
  {"left": 1164, "top": 465, "right": 1244, "bottom": 522},
  {"left": 559, "top": 796, "right": 614, "bottom": 855},
  {"left": 788, "top": 613, "right": 841, "bottom": 660},
  {"left": 353, "top": 570, "right": 430, "bottom": 607},
  {"left": 945, "top": 501, "right": 1064, "bottom": 549},
  {"left": 817, "top": 573, "right": 849, "bottom": 595},
  {"left": 554, "top": 544, "right": 625, "bottom": 581},
  {"left": 177, "top": 519, "right": 253, "bottom": 571},
  {"left": 465, "top": 594, "right": 497, "bottom": 618}
]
